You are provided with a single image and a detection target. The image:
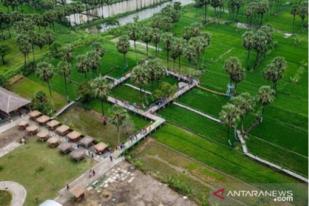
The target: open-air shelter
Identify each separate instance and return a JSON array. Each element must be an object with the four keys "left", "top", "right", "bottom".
[
  {"left": 67, "top": 131, "right": 82, "bottom": 142},
  {"left": 94, "top": 142, "right": 108, "bottom": 154},
  {"left": 46, "top": 120, "right": 61, "bottom": 130},
  {"left": 36, "top": 130, "right": 49, "bottom": 142},
  {"left": 29, "top": 110, "right": 42, "bottom": 120},
  {"left": 47, "top": 137, "right": 60, "bottom": 148},
  {"left": 79, "top": 136, "right": 94, "bottom": 148},
  {"left": 25, "top": 125, "right": 39, "bottom": 135},
  {"left": 70, "top": 148, "right": 86, "bottom": 161},
  {"left": 70, "top": 186, "right": 85, "bottom": 201},
  {"left": 55, "top": 125, "right": 70, "bottom": 136},
  {"left": 36, "top": 115, "right": 51, "bottom": 125},
  {"left": 18, "top": 120, "right": 29, "bottom": 130},
  {"left": 58, "top": 142, "right": 74, "bottom": 154}
]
